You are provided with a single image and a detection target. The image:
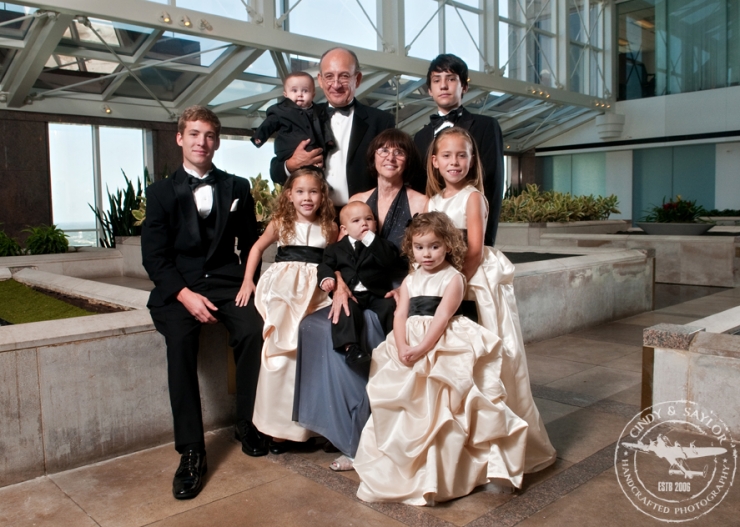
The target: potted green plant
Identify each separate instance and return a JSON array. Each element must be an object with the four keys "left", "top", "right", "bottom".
[
  {"left": 637, "top": 196, "right": 713, "bottom": 235},
  {"left": 23, "top": 224, "right": 69, "bottom": 254},
  {"left": 0, "top": 224, "right": 23, "bottom": 256}
]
